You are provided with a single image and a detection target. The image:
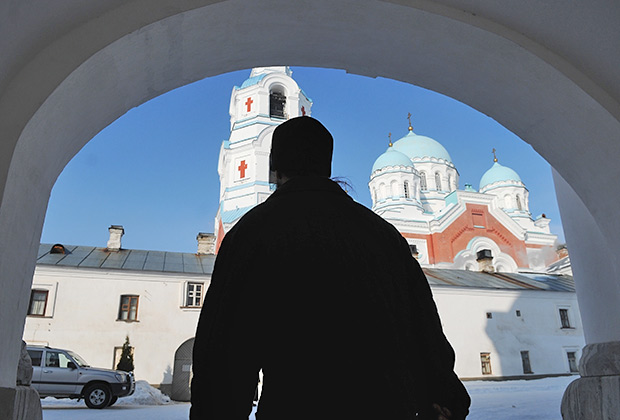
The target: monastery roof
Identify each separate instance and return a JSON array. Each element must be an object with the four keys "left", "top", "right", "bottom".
[
  {"left": 479, "top": 161, "right": 522, "bottom": 190},
  {"left": 36, "top": 244, "right": 215, "bottom": 275},
  {"left": 37, "top": 244, "right": 574, "bottom": 292},
  {"left": 424, "top": 268, "right": 575, "bottom": 292},
  {"left": 391, "top": 130, "right": 453, "bottom": 163},
  {"left": 371, "top": 148, "right": 413, "bottom": 173}
]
